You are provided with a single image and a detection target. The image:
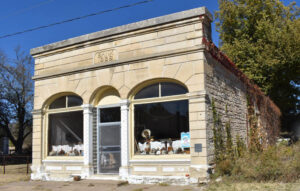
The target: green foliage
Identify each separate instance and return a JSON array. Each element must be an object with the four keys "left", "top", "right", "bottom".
[
  {"left": 247, "top": 98, "right": 263, "bottom": 152},
  {"left": 235, "top": 134, "right": 246, "bottom": 157},
  {"left": 211, "top": 99, "right": 225, "bottom": 163},
  {"left": 225, "top": 105, "right": 233, "bottom": 158},
  {"left": 215, "top": 0, "right": 300, "bottom": 130}
]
